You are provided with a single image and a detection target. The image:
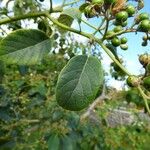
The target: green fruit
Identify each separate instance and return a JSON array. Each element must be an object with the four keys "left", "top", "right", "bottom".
[
  {"left": 126, "top": 89, "right": 143, "bottom": 106},
  {"left": 106, "top": 30, "right": 114, "bottom": 39},
  {"left": 141, "top": 41, "right": 148, "bottom": 46},
  {"left": 142, "top": 35, "right": 148, "bottom": 41},
  {"left": 38, "top": 21, "right": 47, "bottom": 32},
  {"left": 121, "top": 37, "right": 127, "bottom": 44},
  {"left": 113, "top": 20, "right": 120, "bottom": 26},
  {"left": 113, "top": 63, "right": 121, "bottom": 72},
  {"left": 84, "top": 6, "right": 95, "bottom": 18},
  {"left": 120, "top": 44, "right": 128, "bottom": 50},
  {"left": 115, "top": 11, "right": 128, "bottom": 22},
  {"left": 53, "top": 33, "right": 59, "bottom": 40},
  {"left": 113, "top": 26, "right": 123, "bottom": 32},
  {"left": 139, "top": 13, "right": 149, "bottom": 21},
  {"left": 138, "top": 20, "right": 150, "bottom": 32},
  {"left": 146, "top": 63, "right": 150, "bottom": 72},
  {"left": 139, "top": 54, "right": 149, "bottom": 66},
  {"left": 121, "top": 21, "right": 128, "bottom": 27},
  {"left": 126, "top": 76, "right": 139, "bottom": 87},
  {"left": 111, "top": 37, "right": 121, "bottom": 47},
  {"left": 92, "top": 0, "right": 104, "bottom": 5},
  {"left": 143, "top": 76, "right": 150, "bottom": 90},
  {"left": 126, "top": 5, "right": 135, "bottom": 17}
]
